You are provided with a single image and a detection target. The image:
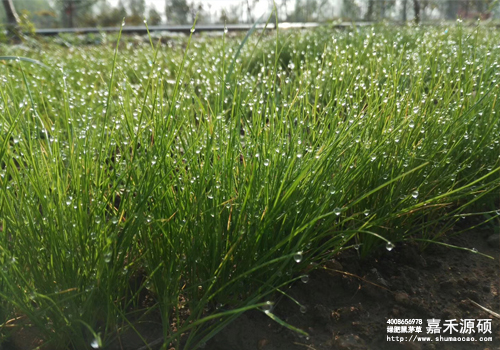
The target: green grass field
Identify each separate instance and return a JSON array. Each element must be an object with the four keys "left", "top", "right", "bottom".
[{"left": 0, "top": 23, "right": 499, "bottom": 349}]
